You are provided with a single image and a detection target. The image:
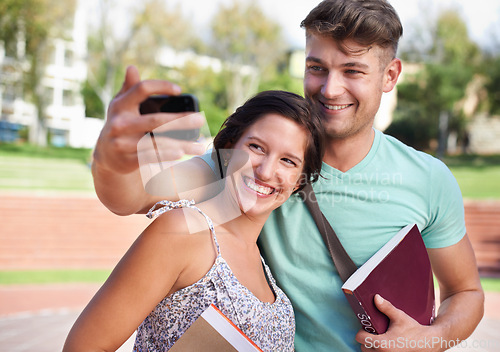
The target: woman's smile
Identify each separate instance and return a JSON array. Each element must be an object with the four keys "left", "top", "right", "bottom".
[{"left": 242, "top": 176, "right": 276, "bottom": 197}]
